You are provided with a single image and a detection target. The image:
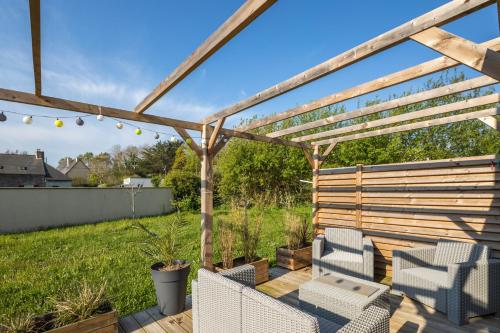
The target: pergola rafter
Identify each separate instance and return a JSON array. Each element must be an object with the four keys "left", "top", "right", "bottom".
[
  {"left": 203, "top": 0, "right": 495, "bottom": 125},
  {"left": 0, "top": 0, "right": 498, "bottom": 269},
  {"left": 270, "top": 75, "right": 497, "bottom": 140},
  {"left": 411, "top": 27, "right": 500, "bottom": 80},
  {"left": 134, "top": 0, "right": 276, "bottom": 114},
  {"left": 239, "top": 38, "right": 500, "bottom": 133},
  {"left": 29, "top": 0, "right": 41, "bottom": 96}
]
